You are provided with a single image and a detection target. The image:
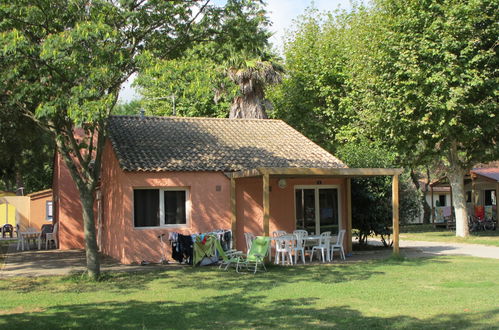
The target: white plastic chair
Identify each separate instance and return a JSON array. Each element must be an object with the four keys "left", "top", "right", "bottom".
[
  {"left": 274, "top": 235, "right": 294, "bottom": 265},
  {"left": 330, "top": 229, "right": 346, "bottom": 261},
  {"left": 272, "top": 230, "right": 287, "bottom": 238},
  {"left": 291, "top": 233, "right": 306, "bottom": 264},
  {"left": 46, "top": 222, "right": 58, "bottom": 249},
  {"left": 294, "top": 229, "right": 310, "bottom": 252},
  {"left": 310, "top": 231, "right": 331, "bottom": 263},
  {"left": 244, "top": 232, "right": 256, "bottom": 252}
]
